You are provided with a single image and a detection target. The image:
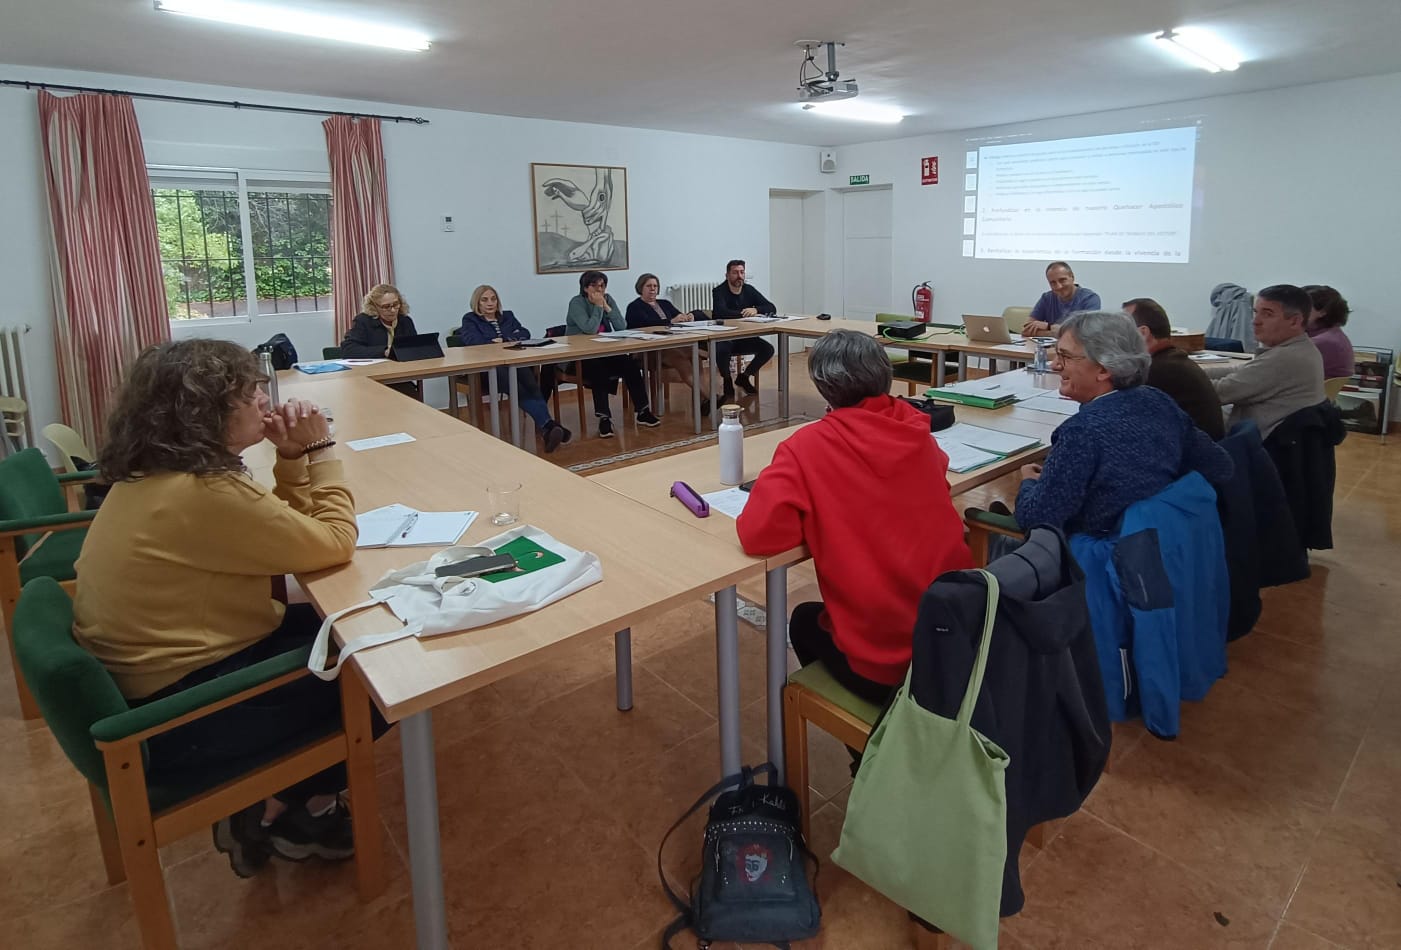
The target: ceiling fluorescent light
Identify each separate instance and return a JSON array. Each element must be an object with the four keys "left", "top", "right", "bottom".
[
  {"left": 153, "top": 0, "right": 431, "bottom": 52},
  {"left": 801, "top": 101, "right": 905, "bottom": 124},
  {"left": 1155, "top": 29, "right": 1239, "bottom": 73}
]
